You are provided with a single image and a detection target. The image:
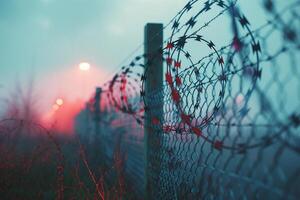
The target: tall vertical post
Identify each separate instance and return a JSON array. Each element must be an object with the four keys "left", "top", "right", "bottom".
[
  {"left": 93, "top": 87, "right": 105, "bottom": 175},
  {"left": 144, "top": 23, "right": 163, "bottom": 199},
  {"left": 94, "top": 87, "right": 102, "bottom": 136}
]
